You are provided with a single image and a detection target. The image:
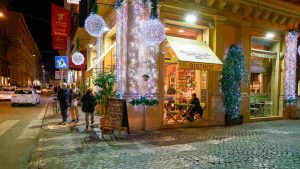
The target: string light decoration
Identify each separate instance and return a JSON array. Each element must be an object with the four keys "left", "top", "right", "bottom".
[
  {"left": 72, "top": 39, "right": 85, "bottom": 65},
  {"left": 72, "top": 52, "right": 85, "bottom": 65},
  {"left": 84, "top": 3, "right": 106, "bottom": 37},
  {"left": 142, "top": 0, "right": 165, "bottom": 46},
  {"left": 220, "top": 45, "right": 248, "bottom": 125},
  {"left": 115, "top": 0, "right": 128, "bottom": 96},
  {"left": 284, "top": 31, "right": 299, "bottom": 103}
]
